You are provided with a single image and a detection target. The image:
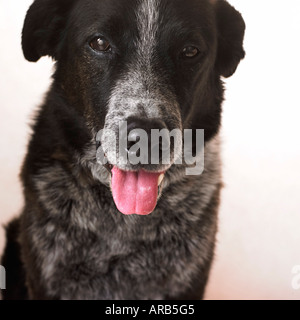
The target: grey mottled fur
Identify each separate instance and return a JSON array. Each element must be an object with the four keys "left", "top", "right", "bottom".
[{"left": 23, "top": 137, "right": 221, "bottom": 299}]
